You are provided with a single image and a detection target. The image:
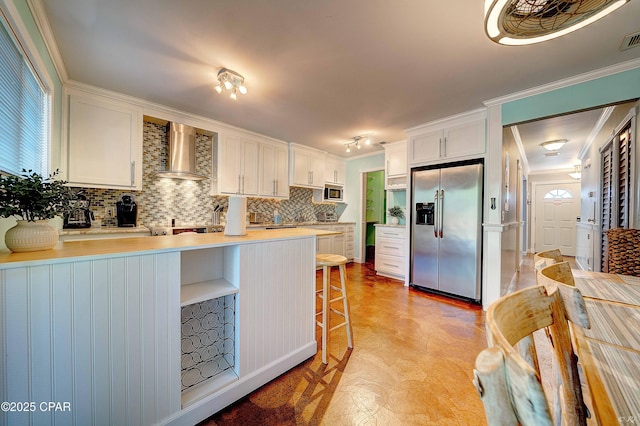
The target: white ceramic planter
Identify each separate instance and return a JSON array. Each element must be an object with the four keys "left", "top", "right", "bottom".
[
  {"left": 390, "top": 217, "right": 400, "bottom": 225},
  {"left": 5, "top": 220, "right": 59, "bottom": 252}
]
